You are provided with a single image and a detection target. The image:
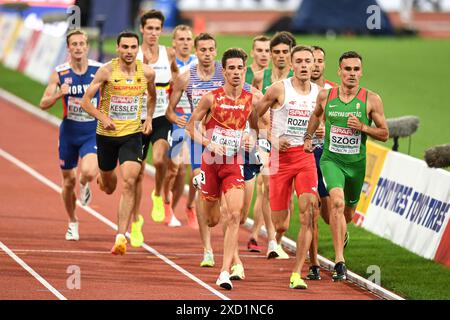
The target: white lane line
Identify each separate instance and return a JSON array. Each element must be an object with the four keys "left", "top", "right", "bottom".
[
  {"left": 3, "top": 249, "right": 266, "bottom": 259},
  {"left": 0, "top": 148, "right": 230, "bottom": 301},
  {"left": 0, "top": 241, "right": 67, "bottom": 300}
]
